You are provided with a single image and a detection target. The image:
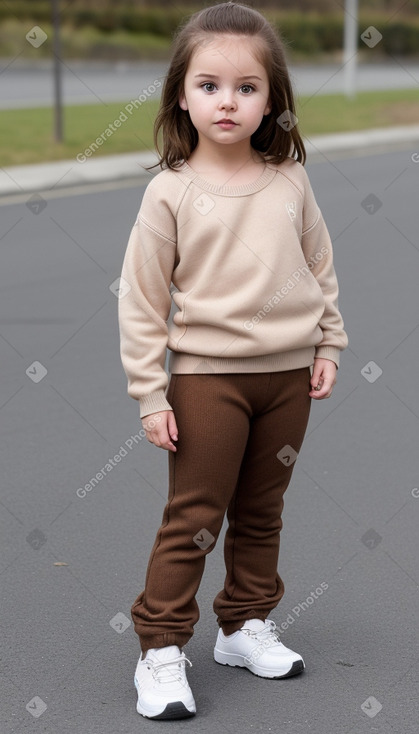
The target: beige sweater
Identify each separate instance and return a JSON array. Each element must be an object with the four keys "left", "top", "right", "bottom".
[{"left": 118, "top": 157, "right": 348, "bottom": 418}]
